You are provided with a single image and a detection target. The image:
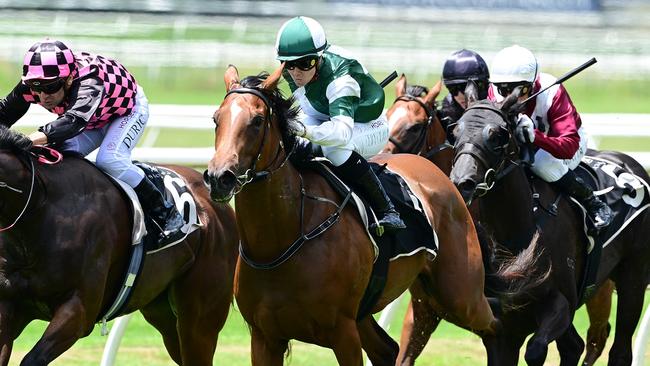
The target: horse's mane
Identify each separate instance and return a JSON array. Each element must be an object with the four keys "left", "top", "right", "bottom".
[
  {"left": 239, "top": 72, "right": 301, "bottom": 149},
  {"left": 0, "top": 126, "right": 33, "bottom": 152},
  {"left": 405, "top": 85, "right": 429, "bottom": 99}
]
